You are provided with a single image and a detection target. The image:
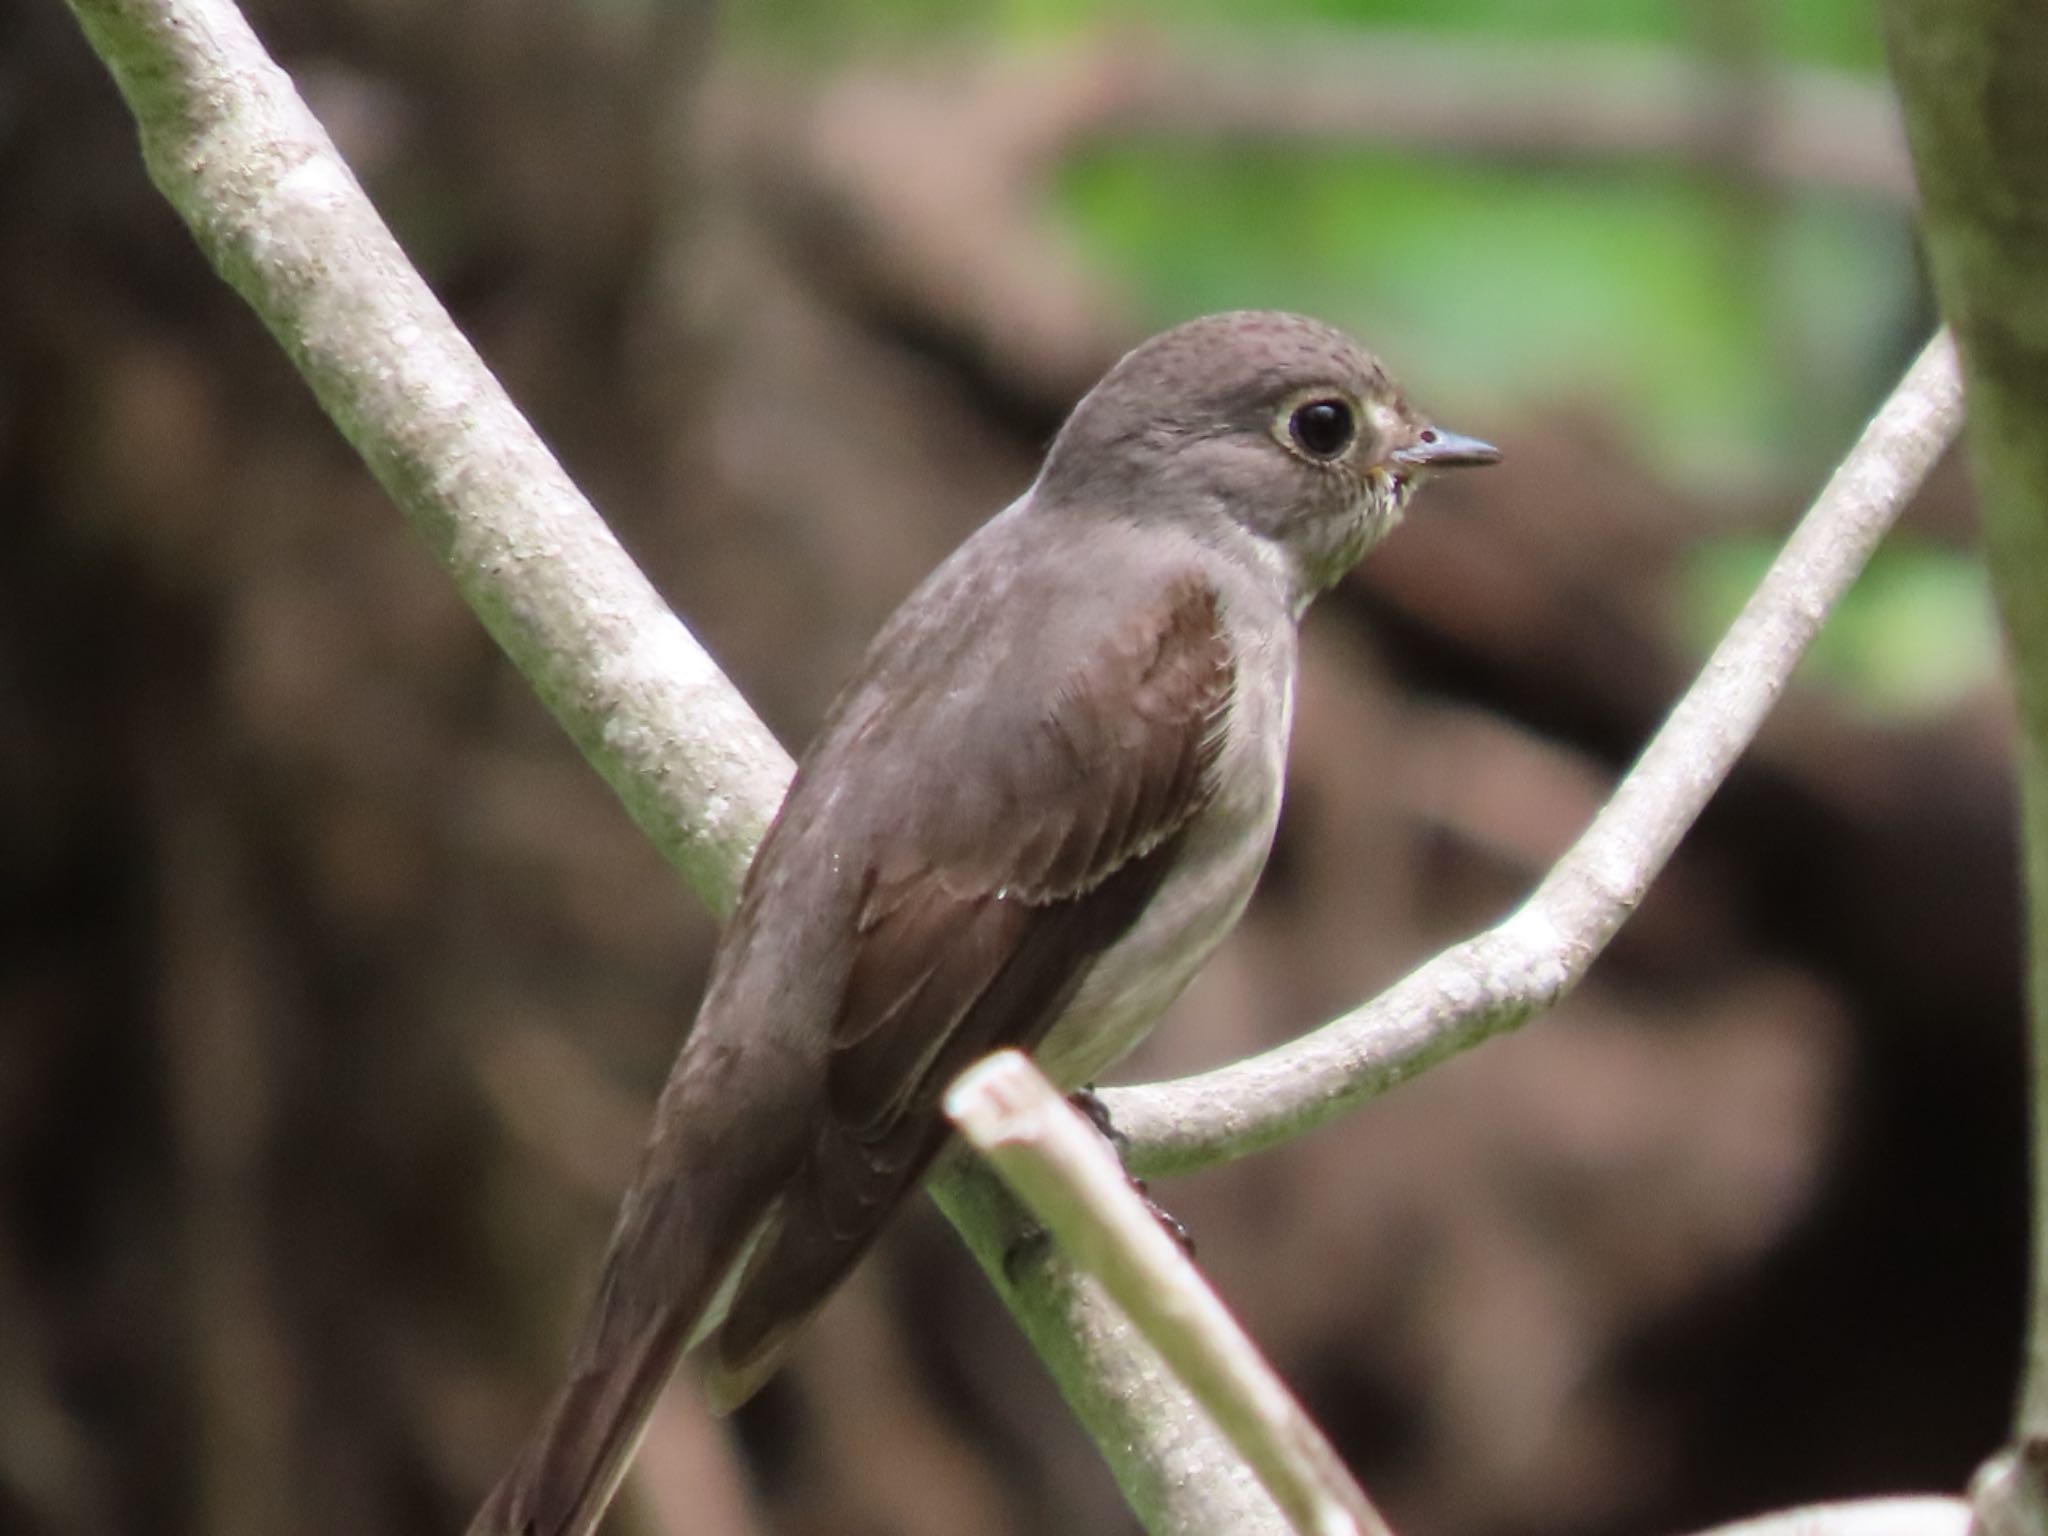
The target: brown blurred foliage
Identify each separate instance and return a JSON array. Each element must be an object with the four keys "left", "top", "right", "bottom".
[{"left": 0, "top": 4, "right": 2025, "bottom": 1535}]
